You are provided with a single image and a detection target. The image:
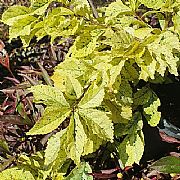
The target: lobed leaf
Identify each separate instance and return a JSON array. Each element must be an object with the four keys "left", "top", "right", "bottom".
[{"left": 147, "top": 31, "right": 180, "bottom": 76}]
